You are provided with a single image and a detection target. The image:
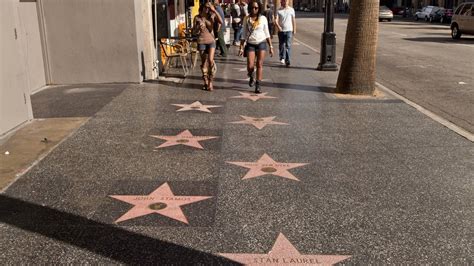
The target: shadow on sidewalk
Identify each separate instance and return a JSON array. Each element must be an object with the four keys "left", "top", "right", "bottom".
[
  {"left": 182, "top": 76, "right": 334, "bottom": 93},
  {"left": 403, "top": 36, "right": 474, "bottom": 43},
  {"left": 0, "top": 195, "right": 240, "bottom": 264},
  {"left": 213, "top": 57, "right": 318, "bottom": 69}
]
